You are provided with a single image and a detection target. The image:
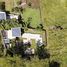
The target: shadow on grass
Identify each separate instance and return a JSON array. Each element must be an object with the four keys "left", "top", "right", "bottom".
[
  {"left": 49, "top": 60, "right": 60, "bottom": 67},
  {"left": 36, "top": 45, "right": 50, "bottom": 60},
  {"left": 6, "top": 42, "right": 50, "bottom": 61}
]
